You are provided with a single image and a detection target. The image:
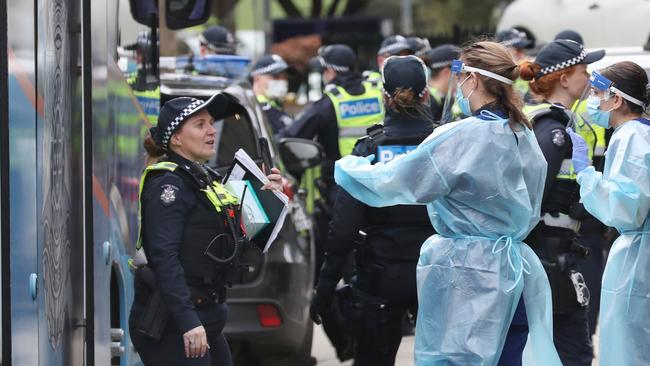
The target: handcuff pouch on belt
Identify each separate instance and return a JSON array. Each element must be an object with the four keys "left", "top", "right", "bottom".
[
  {"left": 133, "top": 265, "right": 169, "bottom": 340},
  {"left": 531, "top": 223, "right": 591, "bottom": 313}
]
